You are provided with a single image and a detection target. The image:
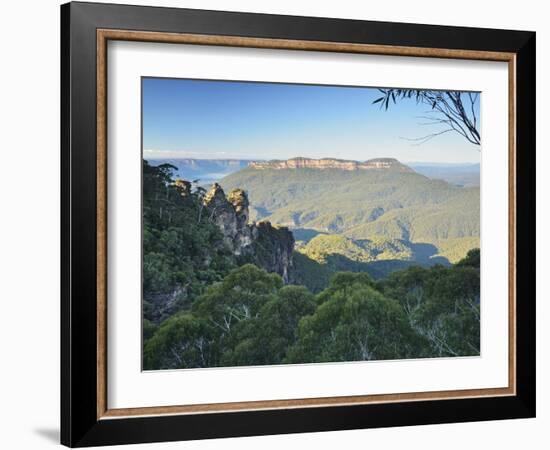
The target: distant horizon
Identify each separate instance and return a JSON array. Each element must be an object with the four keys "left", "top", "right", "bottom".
[
  {"left": 143, "top": 78, "right": 481, "bottom": 165},
  {"left": 143, "top": 153, "right": 480, "bottom": 166}
]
